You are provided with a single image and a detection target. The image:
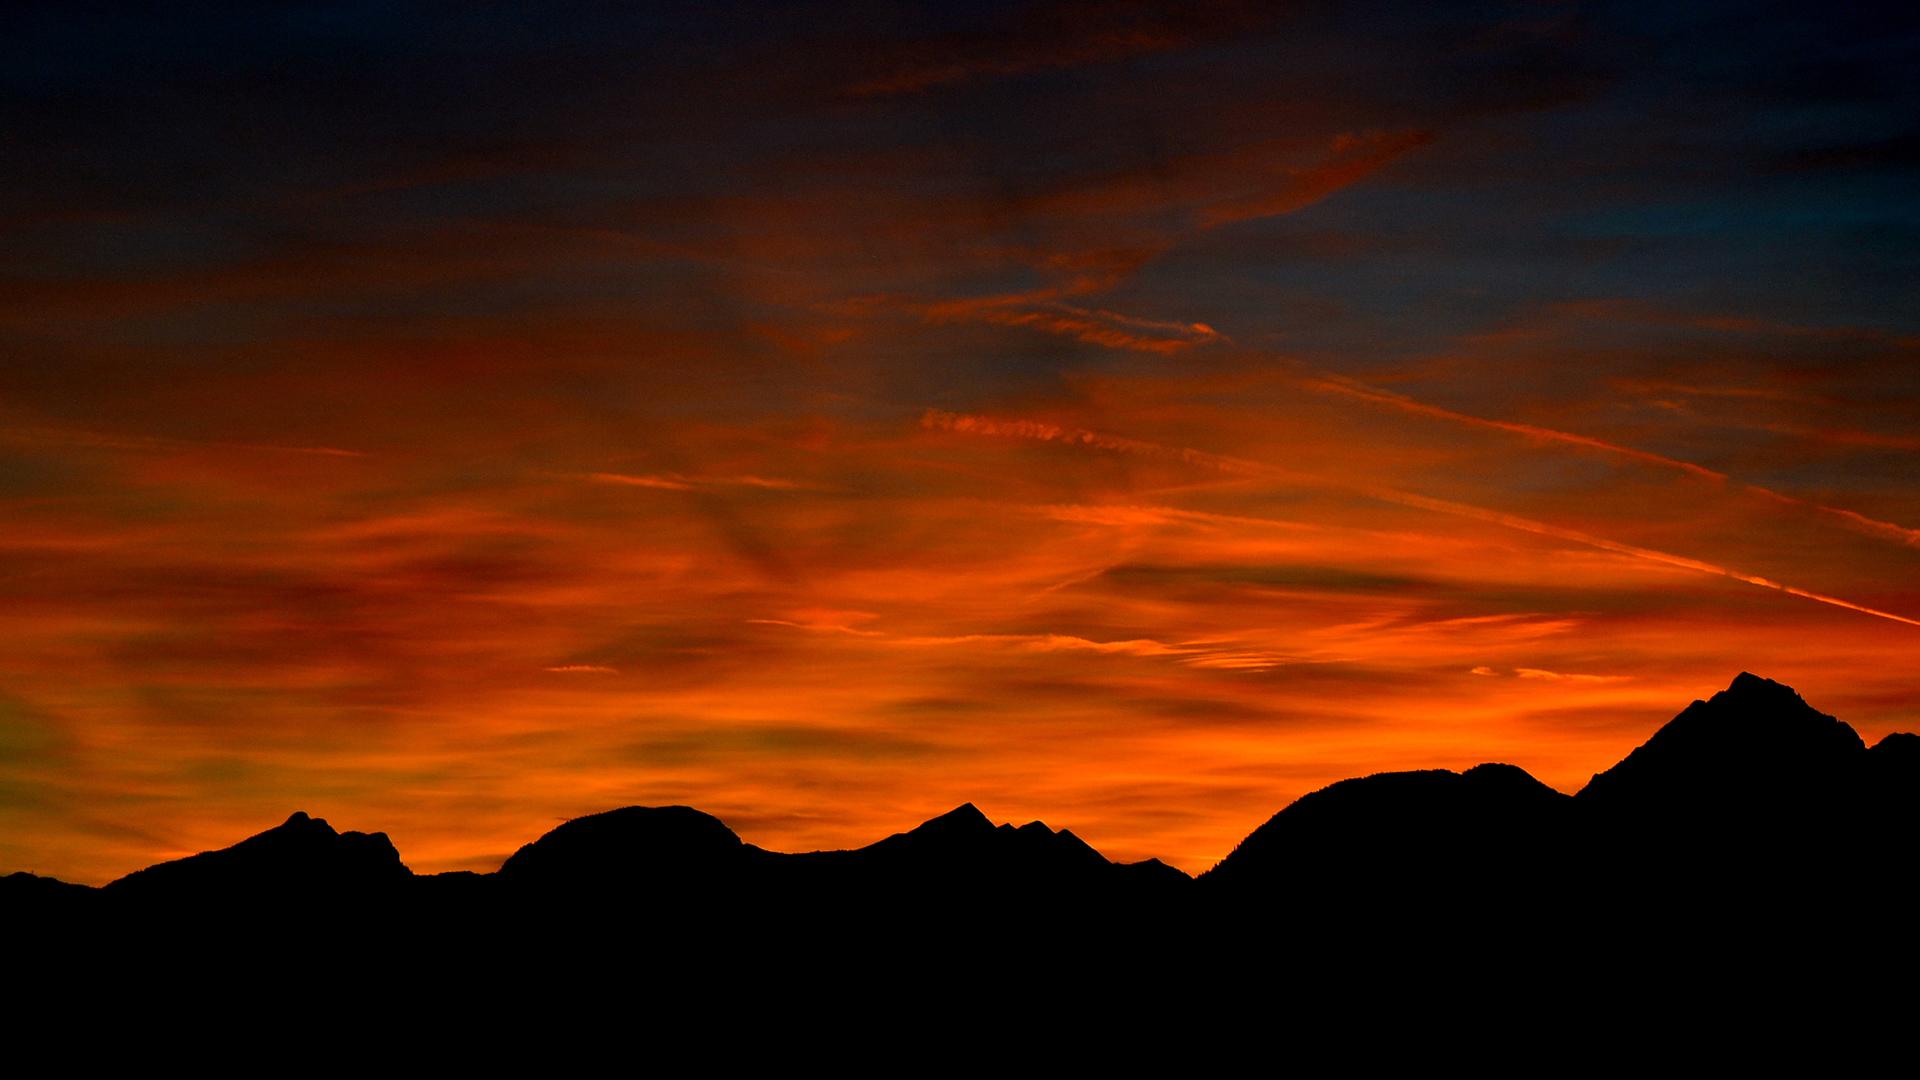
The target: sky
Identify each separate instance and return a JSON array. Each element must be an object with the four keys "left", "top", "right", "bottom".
[{"left": 3, "top": 1, "right": 1918, "bottom": 883}]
